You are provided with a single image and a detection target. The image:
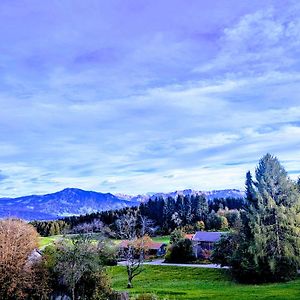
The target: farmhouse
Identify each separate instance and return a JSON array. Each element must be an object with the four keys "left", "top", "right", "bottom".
[
  {"left": 119, "top": 240, "right": 167, "bottom": 257},
  {"left": 192, "top": 231, "right": 225, "bottom": 258}
]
